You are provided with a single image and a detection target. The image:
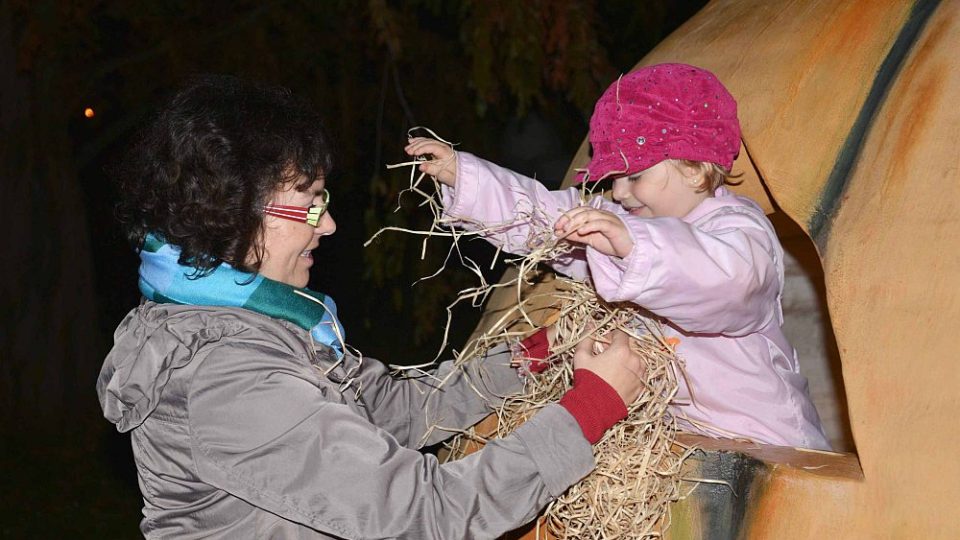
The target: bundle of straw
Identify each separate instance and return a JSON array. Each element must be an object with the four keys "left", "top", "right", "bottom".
[
  {"left": 443, "top": 278, "right": 687, "bottom": 539},
  {"left": 378, "top": 131, "right": 688, "bottom": 538}
]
